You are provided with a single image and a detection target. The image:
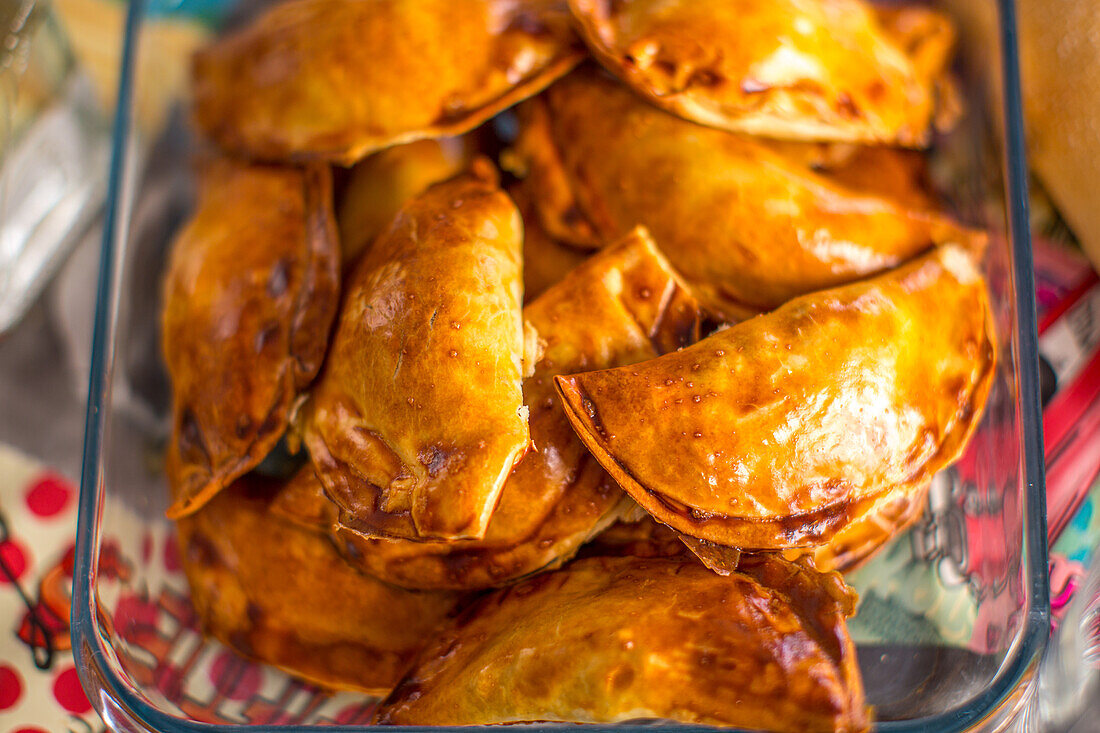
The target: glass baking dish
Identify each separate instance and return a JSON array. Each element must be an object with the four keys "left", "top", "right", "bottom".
[{"left": 72, "top": 0, "right": 1049, "bottom": 730}]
